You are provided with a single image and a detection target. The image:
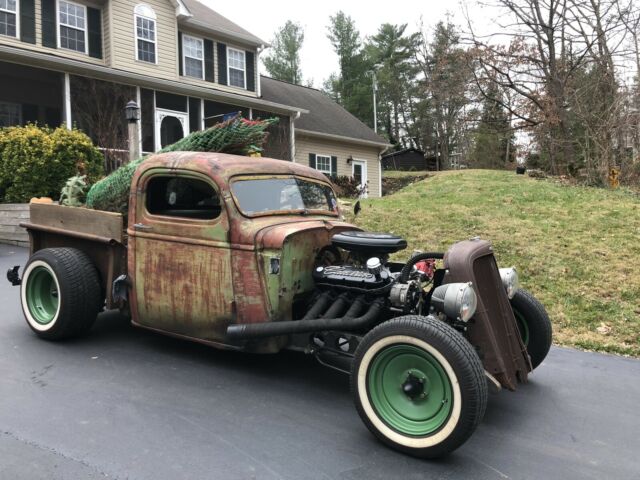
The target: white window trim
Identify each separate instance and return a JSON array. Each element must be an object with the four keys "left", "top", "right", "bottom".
[
  {"left": 315, "top": 153, "right": 333, "bottom": 176},
  {"left": 182, "top": 34, "right": 204, "bottom": 80},
  {"left": 134, "top": 12, "right": 157, "bottom": 64},
  {"left": 0, "top": 0, "right": 19, "bottom": 39},
  {"left": 226, "top": 46, "right": 246, "bottom": 90},
  {"left": 56, "top": 0, "right": 88, "bottom": 55},
  {"left": 351, "top": 159, "right": 368, "bottom": 198}
]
